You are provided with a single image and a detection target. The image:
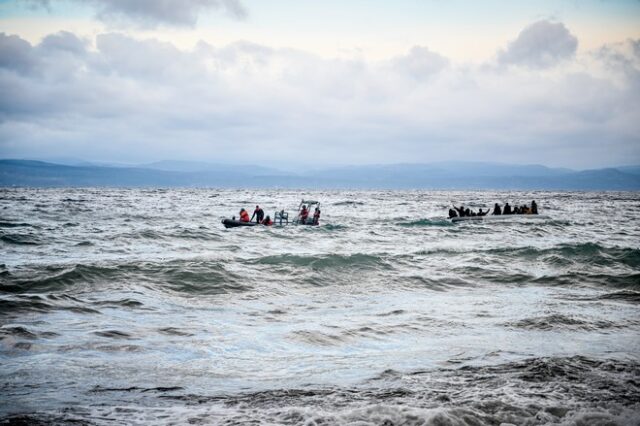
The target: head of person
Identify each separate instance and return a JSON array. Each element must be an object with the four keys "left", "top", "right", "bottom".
[
  {"left": 266, "top": 215, "right": 270, "bottom": 221},
  {"left": 240, "top": 208, "right": 245, "bottom": 212},
  {"left": 256, "top": 205, "right": 259, "bottom": 209},
  {"left": 302, "top": 205, "right": 307, "bottom": 210}
]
